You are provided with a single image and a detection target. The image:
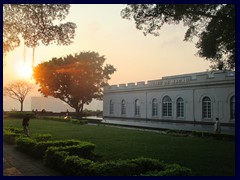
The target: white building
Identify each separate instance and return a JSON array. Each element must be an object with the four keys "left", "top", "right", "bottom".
[{"left": 103, "top": 71, "right": 235, "bottom": 134}]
